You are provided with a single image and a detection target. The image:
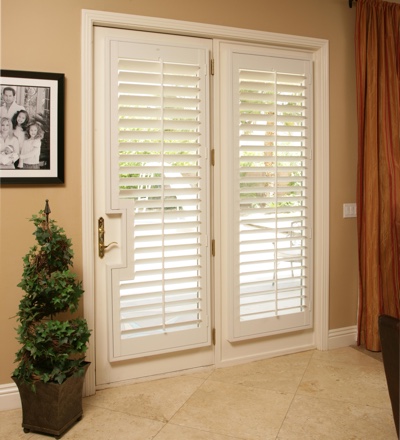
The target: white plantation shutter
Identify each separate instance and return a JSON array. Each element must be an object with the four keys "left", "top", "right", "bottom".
[
  {"left": 224, "top": 47, "right": 313, "bottom": 340},
  {"left": 109, "top": 36, "right": 211, "bottom": 359}
]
